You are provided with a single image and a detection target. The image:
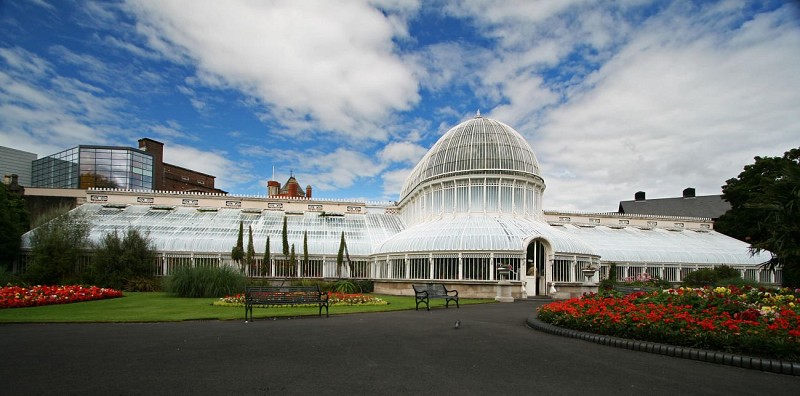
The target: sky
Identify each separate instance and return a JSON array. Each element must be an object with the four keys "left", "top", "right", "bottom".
[{"left": 1, "top": 0, "right": 798, "bottom": 212}]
